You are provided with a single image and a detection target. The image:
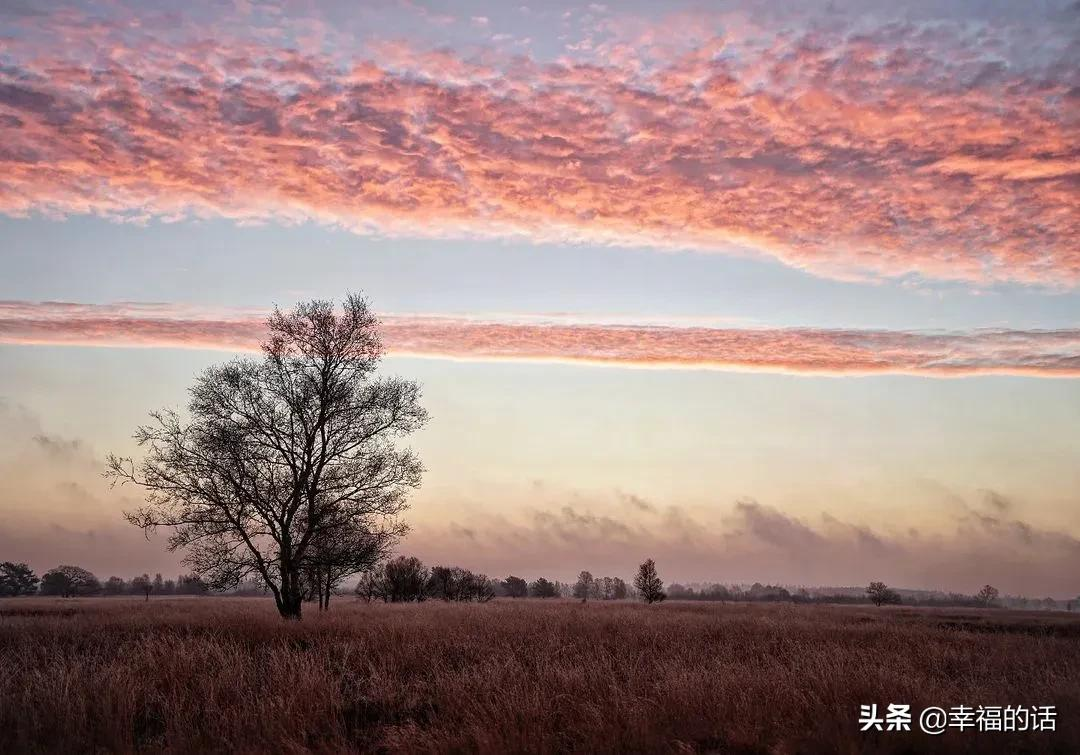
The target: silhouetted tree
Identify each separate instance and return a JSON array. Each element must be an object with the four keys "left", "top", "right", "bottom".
[
  {"left": 467, "top": 573, "right": 496, "bottom": 603},
  {"left": 39, "top": 566, "right": 100, "bottom": 597},
  {"left": 300, "top": 522, "right": 399, "bottom": 611},
  {"left": 502, "top": 575, "right": 528, "bottom": 598},
  {"left": 380, "top": 556, "right": 430, "bottom": 602},
  {"left": 0, "top": 562, "right": 38, "bottom": 596},
  {"left": 354, "top": 557, "right": 492, "bottom": 603},
  {"left": 103, "top": 576, "right": 127, "bottom": 595},
  {"left": 427, "top": 565, "right": 458, "bottom": 601},
  {"left": 354, "top": 570, "right": 382, "bottom": 602},
  {"left": 573, "top": 570, "right": 594, "bottom": 602},
  {"left": 977, "top": 584, "right": 1000, "bottom": 607},
  {"left": 107, "top": 295, "right": 427, "bottom": 619},
  {"left": 529, "top": 577, "right": 558, "bottom": 598},
  {"left": 634, "top": 559, "right": 666, "bottom": 604},
  {"left": 132, "top": 574, "right": 153, "bottom": 601},
  {"left": 612, "top": 577, "right": 628, "bottom": 600},
  {"left": 866, "top": 581, "right": 901, "bottom": 606},
  {"left": 425, "top": 564, "right": 494, "bottom": 602}
]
